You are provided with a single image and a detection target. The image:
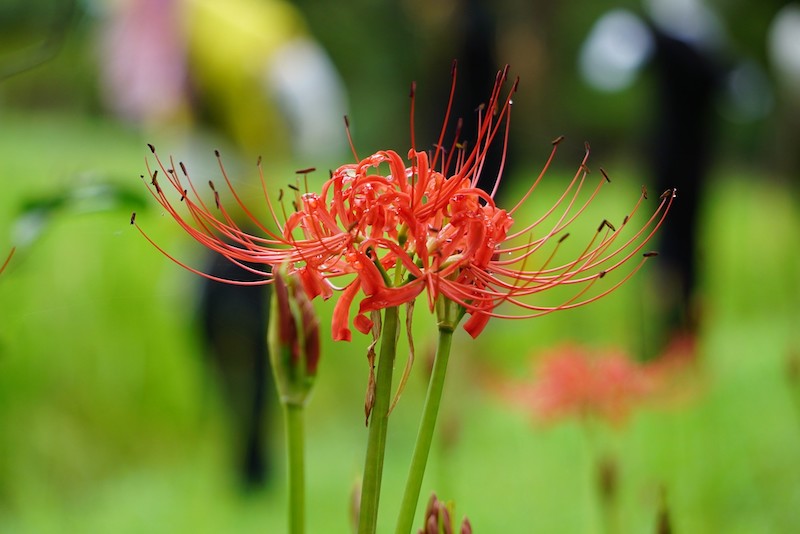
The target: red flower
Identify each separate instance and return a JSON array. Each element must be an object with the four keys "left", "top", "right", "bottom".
[
  {"left": 134, "top": 63, "right": 674, "bottom": 341},
  {"left": 509, "top": 345, "right": 656, "bottom": 425}
]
